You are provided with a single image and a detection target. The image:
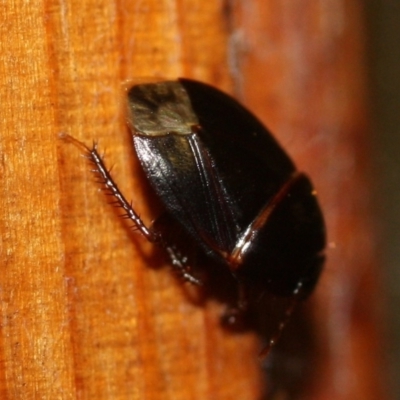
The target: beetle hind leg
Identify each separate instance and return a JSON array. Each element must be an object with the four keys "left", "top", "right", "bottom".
[
  {"left": 150, "top": 213, "right": 204, "bottom": 286},
  {"left": 220, "top": 283, "right": 249, "bottom": 329},
  {"left": 164, "top": 244, "right": 203, "bottom": 286}
]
